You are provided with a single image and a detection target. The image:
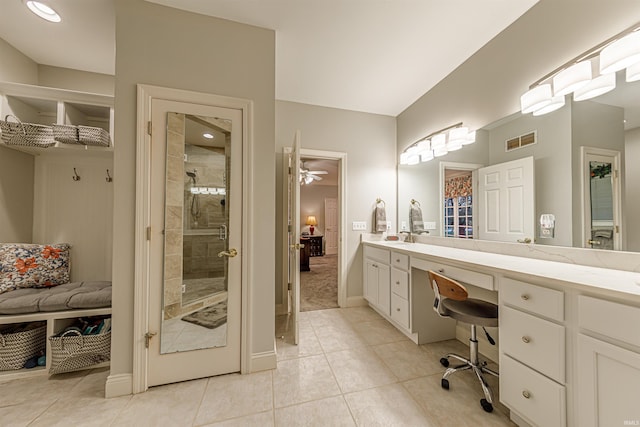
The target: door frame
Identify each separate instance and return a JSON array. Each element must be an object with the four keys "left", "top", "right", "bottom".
[
  {"left": 133, "top": 84, "right": 252, "bottom": 393},
  {"left": 439, "top": 162, "right": 484, "bottom": 238},
  {"left": 281, "top": 148, "right": 347, "bottom": 310},
  {"left": 580, "top": 146, "right": 622, "bottom": 250}
]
